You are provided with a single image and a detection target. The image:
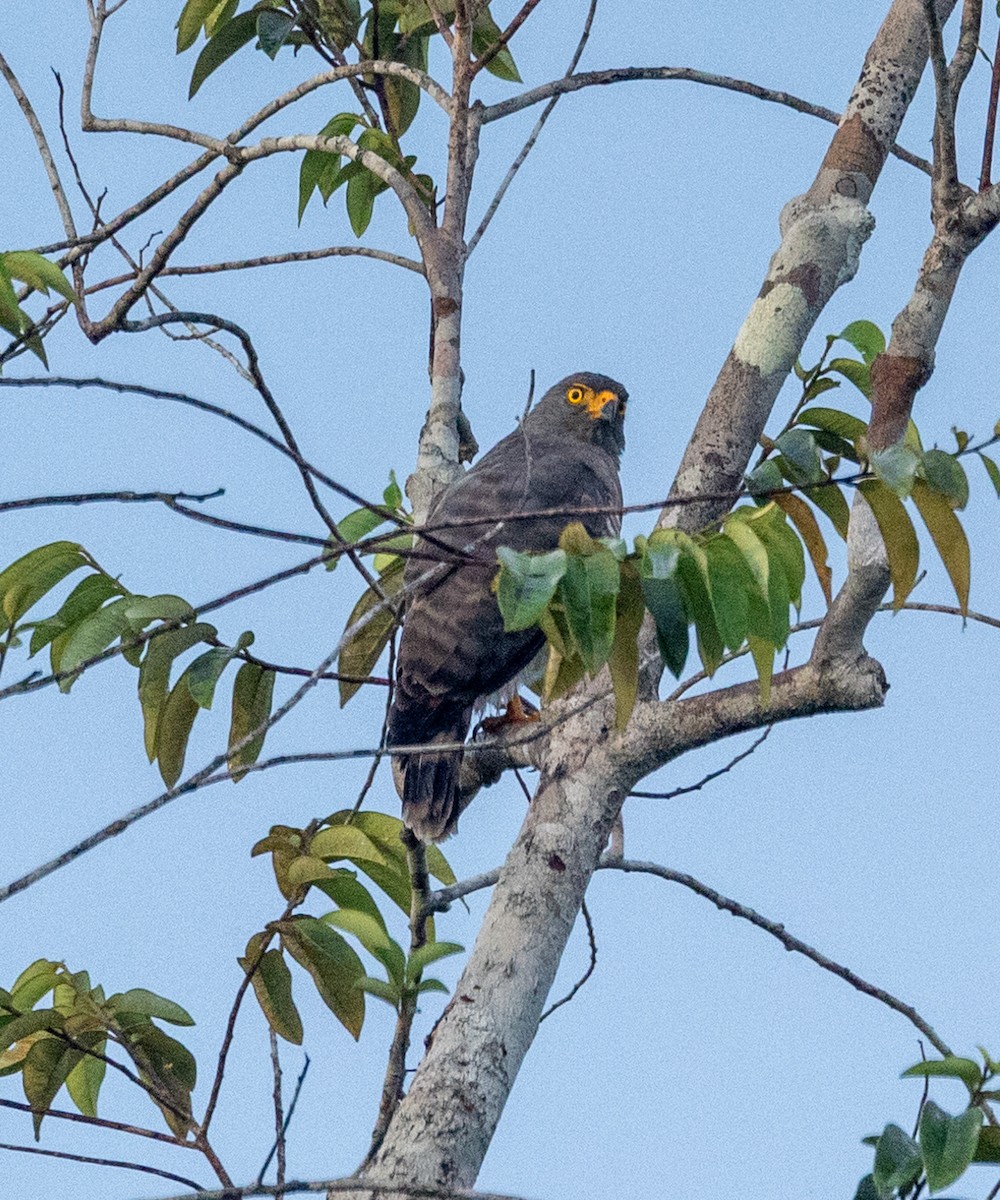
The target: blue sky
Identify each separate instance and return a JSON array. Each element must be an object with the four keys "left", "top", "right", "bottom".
[{"left": 3, "top": 2, "right": 1000, "bottom": 1198}]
